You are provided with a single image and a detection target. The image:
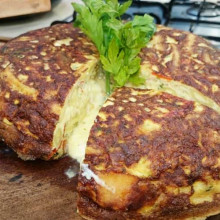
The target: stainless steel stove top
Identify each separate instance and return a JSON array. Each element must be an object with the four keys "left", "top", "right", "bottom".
[
  {"left": 120, "top": 0, "right": 220, "bottom": 48},
  {"left": 168, "top": 1, "right": 220, "bottom": 47}
]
